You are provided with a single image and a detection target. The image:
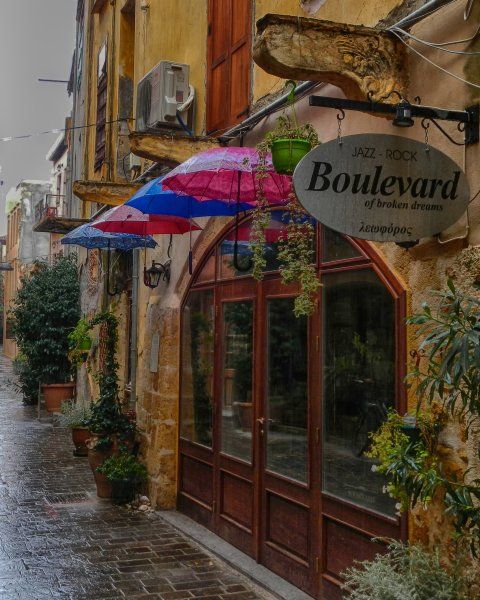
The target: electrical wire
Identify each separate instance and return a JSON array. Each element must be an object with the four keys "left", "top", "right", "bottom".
[
  {"left": 392, "top": 30, "right": 480, "bottom": 90},
  {"left": 0, "top": 118, "right": 129, "bottom": 143},
  {"left": 393, "top": 26, "right": 480, "bottom": 54}
]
